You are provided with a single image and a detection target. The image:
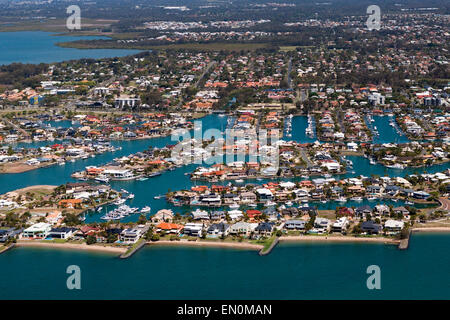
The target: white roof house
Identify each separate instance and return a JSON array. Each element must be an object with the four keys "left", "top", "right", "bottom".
[
  {"left": 384, "top": 220, "right": 404, "bottom": 231},
  {"left": 22, "top": 223, "right": 52, "bottom": 239}
]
